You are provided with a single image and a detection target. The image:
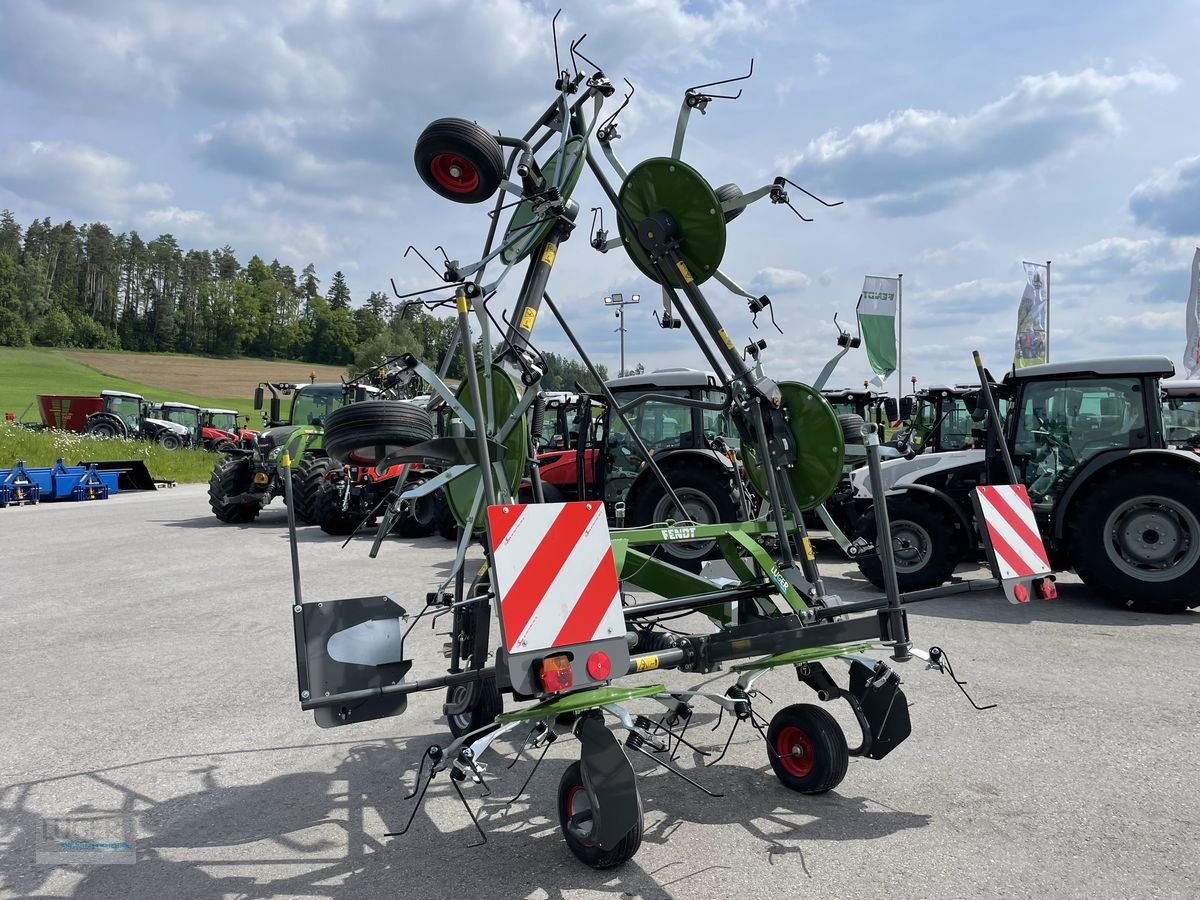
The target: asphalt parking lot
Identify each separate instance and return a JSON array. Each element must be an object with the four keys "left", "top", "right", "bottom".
[{"left": 2, "top": 485, "right": 1198, "bottom": 899}]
